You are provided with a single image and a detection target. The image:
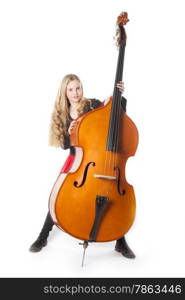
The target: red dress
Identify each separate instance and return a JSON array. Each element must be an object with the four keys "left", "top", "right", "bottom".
[{"left": 59, "top": 154, "right": 75, "bottom": 174}]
